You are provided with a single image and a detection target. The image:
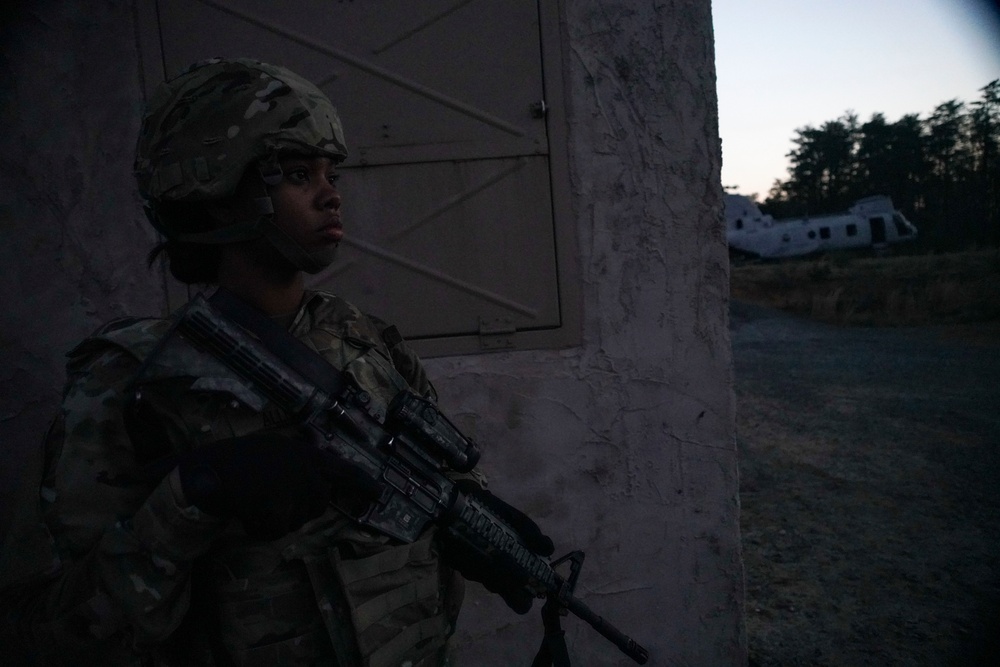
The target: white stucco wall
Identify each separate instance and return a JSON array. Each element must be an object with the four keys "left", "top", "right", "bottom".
[
  {"left": 0, "top": 1, "right": 744, "bottom": 664},
  {"left": 433, "top": 2, "right": 744, "bottom": 664}
]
